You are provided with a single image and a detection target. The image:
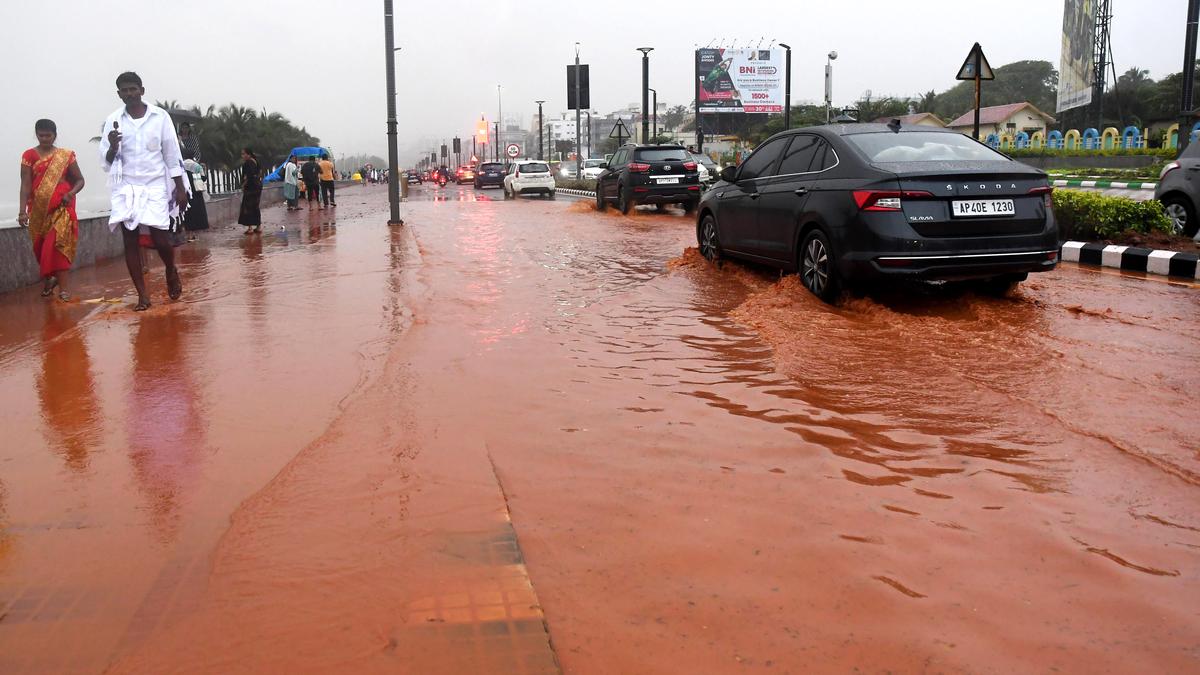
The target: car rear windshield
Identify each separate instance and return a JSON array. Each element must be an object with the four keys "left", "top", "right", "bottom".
[
  {"left": 583, "top": 160, "right": 604, "bottom": 168},
  {"left": 480, "top": 163, "right": 504, "bottom": 171},
  {"left": 520, "top": 163, "right": 549, "bottom": 173},
  {"left": 635, "top": 148, "right": 689, "bottom": 161},
  {"left": 845, "top": 132, "right": 1008, "bottom": 163}
]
